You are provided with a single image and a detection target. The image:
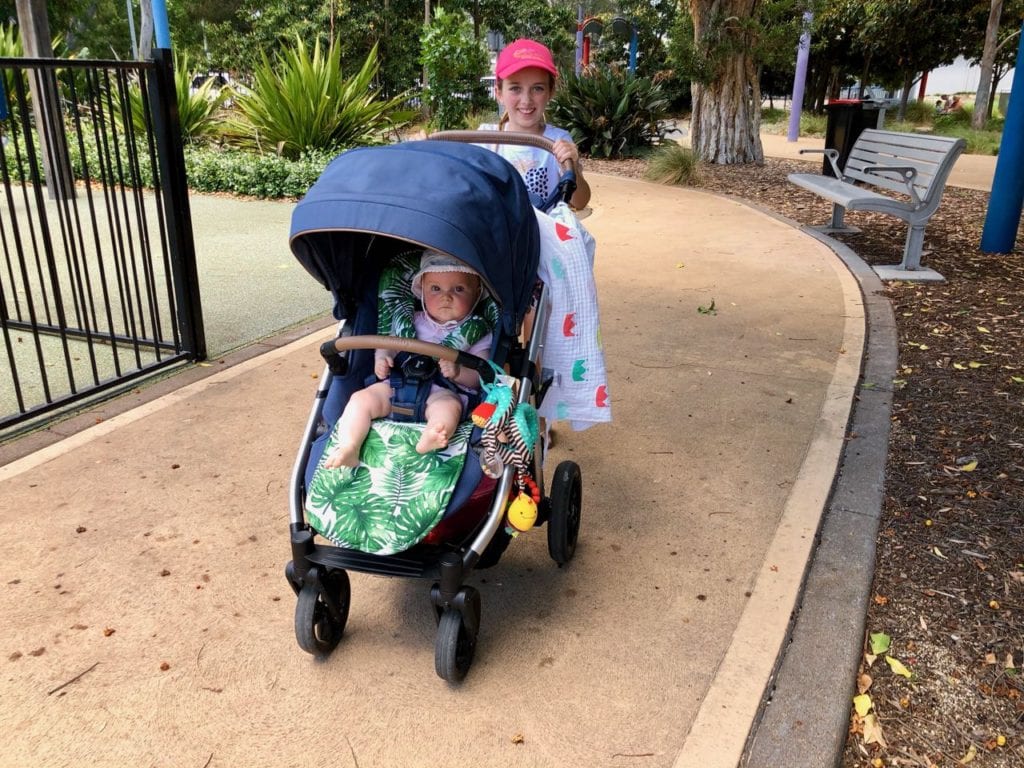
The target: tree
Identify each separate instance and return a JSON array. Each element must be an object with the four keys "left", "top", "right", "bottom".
[
  {"left": 973, "top": 0, "right": 1003, "bottom": 129},
  {"left": 688, "top": 0, "right": 763, "bottom": 164}
]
